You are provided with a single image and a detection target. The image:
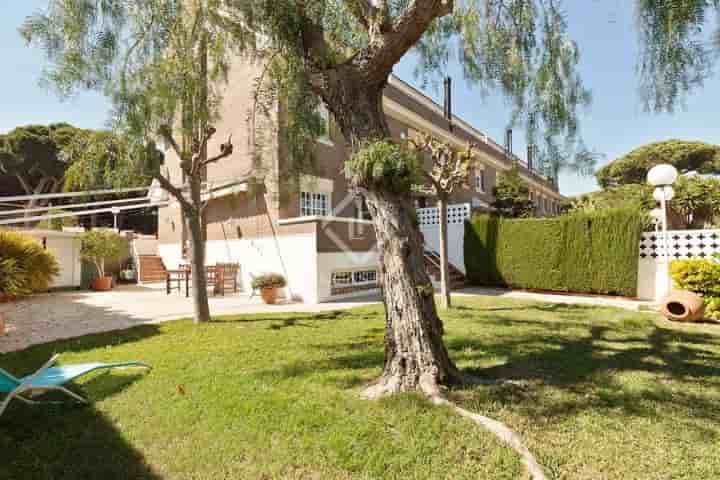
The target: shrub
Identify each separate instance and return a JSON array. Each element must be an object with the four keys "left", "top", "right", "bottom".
[
  {"left": 0, "top": 230, "right": 59, "bottom": 298},
  {"left": 251, "top": 273, "right": 287, "bottom": 290},
  {"left": 465, "top": 207, "right": 643, "bottom": 296},
  {"left": 347, "top": 140, "right": 422, "bottom": 193},
  {"left": 80, "top": 229, "right": 129, "bottom": 277},
  {"left": 671, "top": 258, "right": 720, "bottom": 321},
  {"left": 670, "top": 258, "right": 720, "bottom": 297}
]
